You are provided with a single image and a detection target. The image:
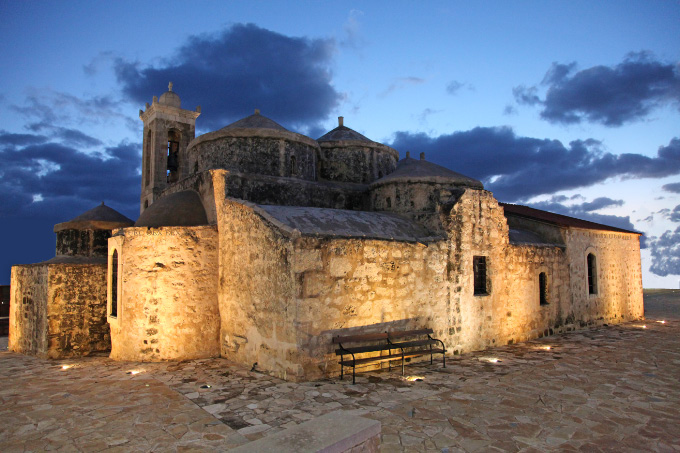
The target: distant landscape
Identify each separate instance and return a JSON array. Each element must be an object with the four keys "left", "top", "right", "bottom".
[{"left": 644, "top": 289, "right": 680, "bottom": 320}]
